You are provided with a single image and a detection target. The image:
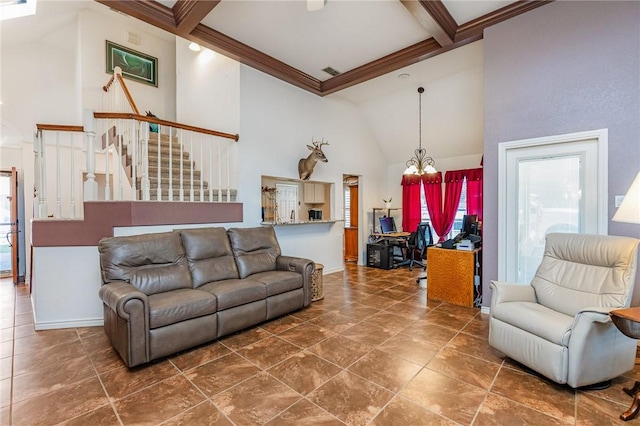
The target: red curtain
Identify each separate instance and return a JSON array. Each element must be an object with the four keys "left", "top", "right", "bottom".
[
  {"left": 421, "top": 172, "right": 446, "bottom": 241},
  {"left": 401, "top": 174, "right": 422, "bottom": 232},
  {"left": 442, "top": 170, "right": 464, "bottom": 239},
  {"left": 465, "top": 168, "right": 483, "bottom": 222}
]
